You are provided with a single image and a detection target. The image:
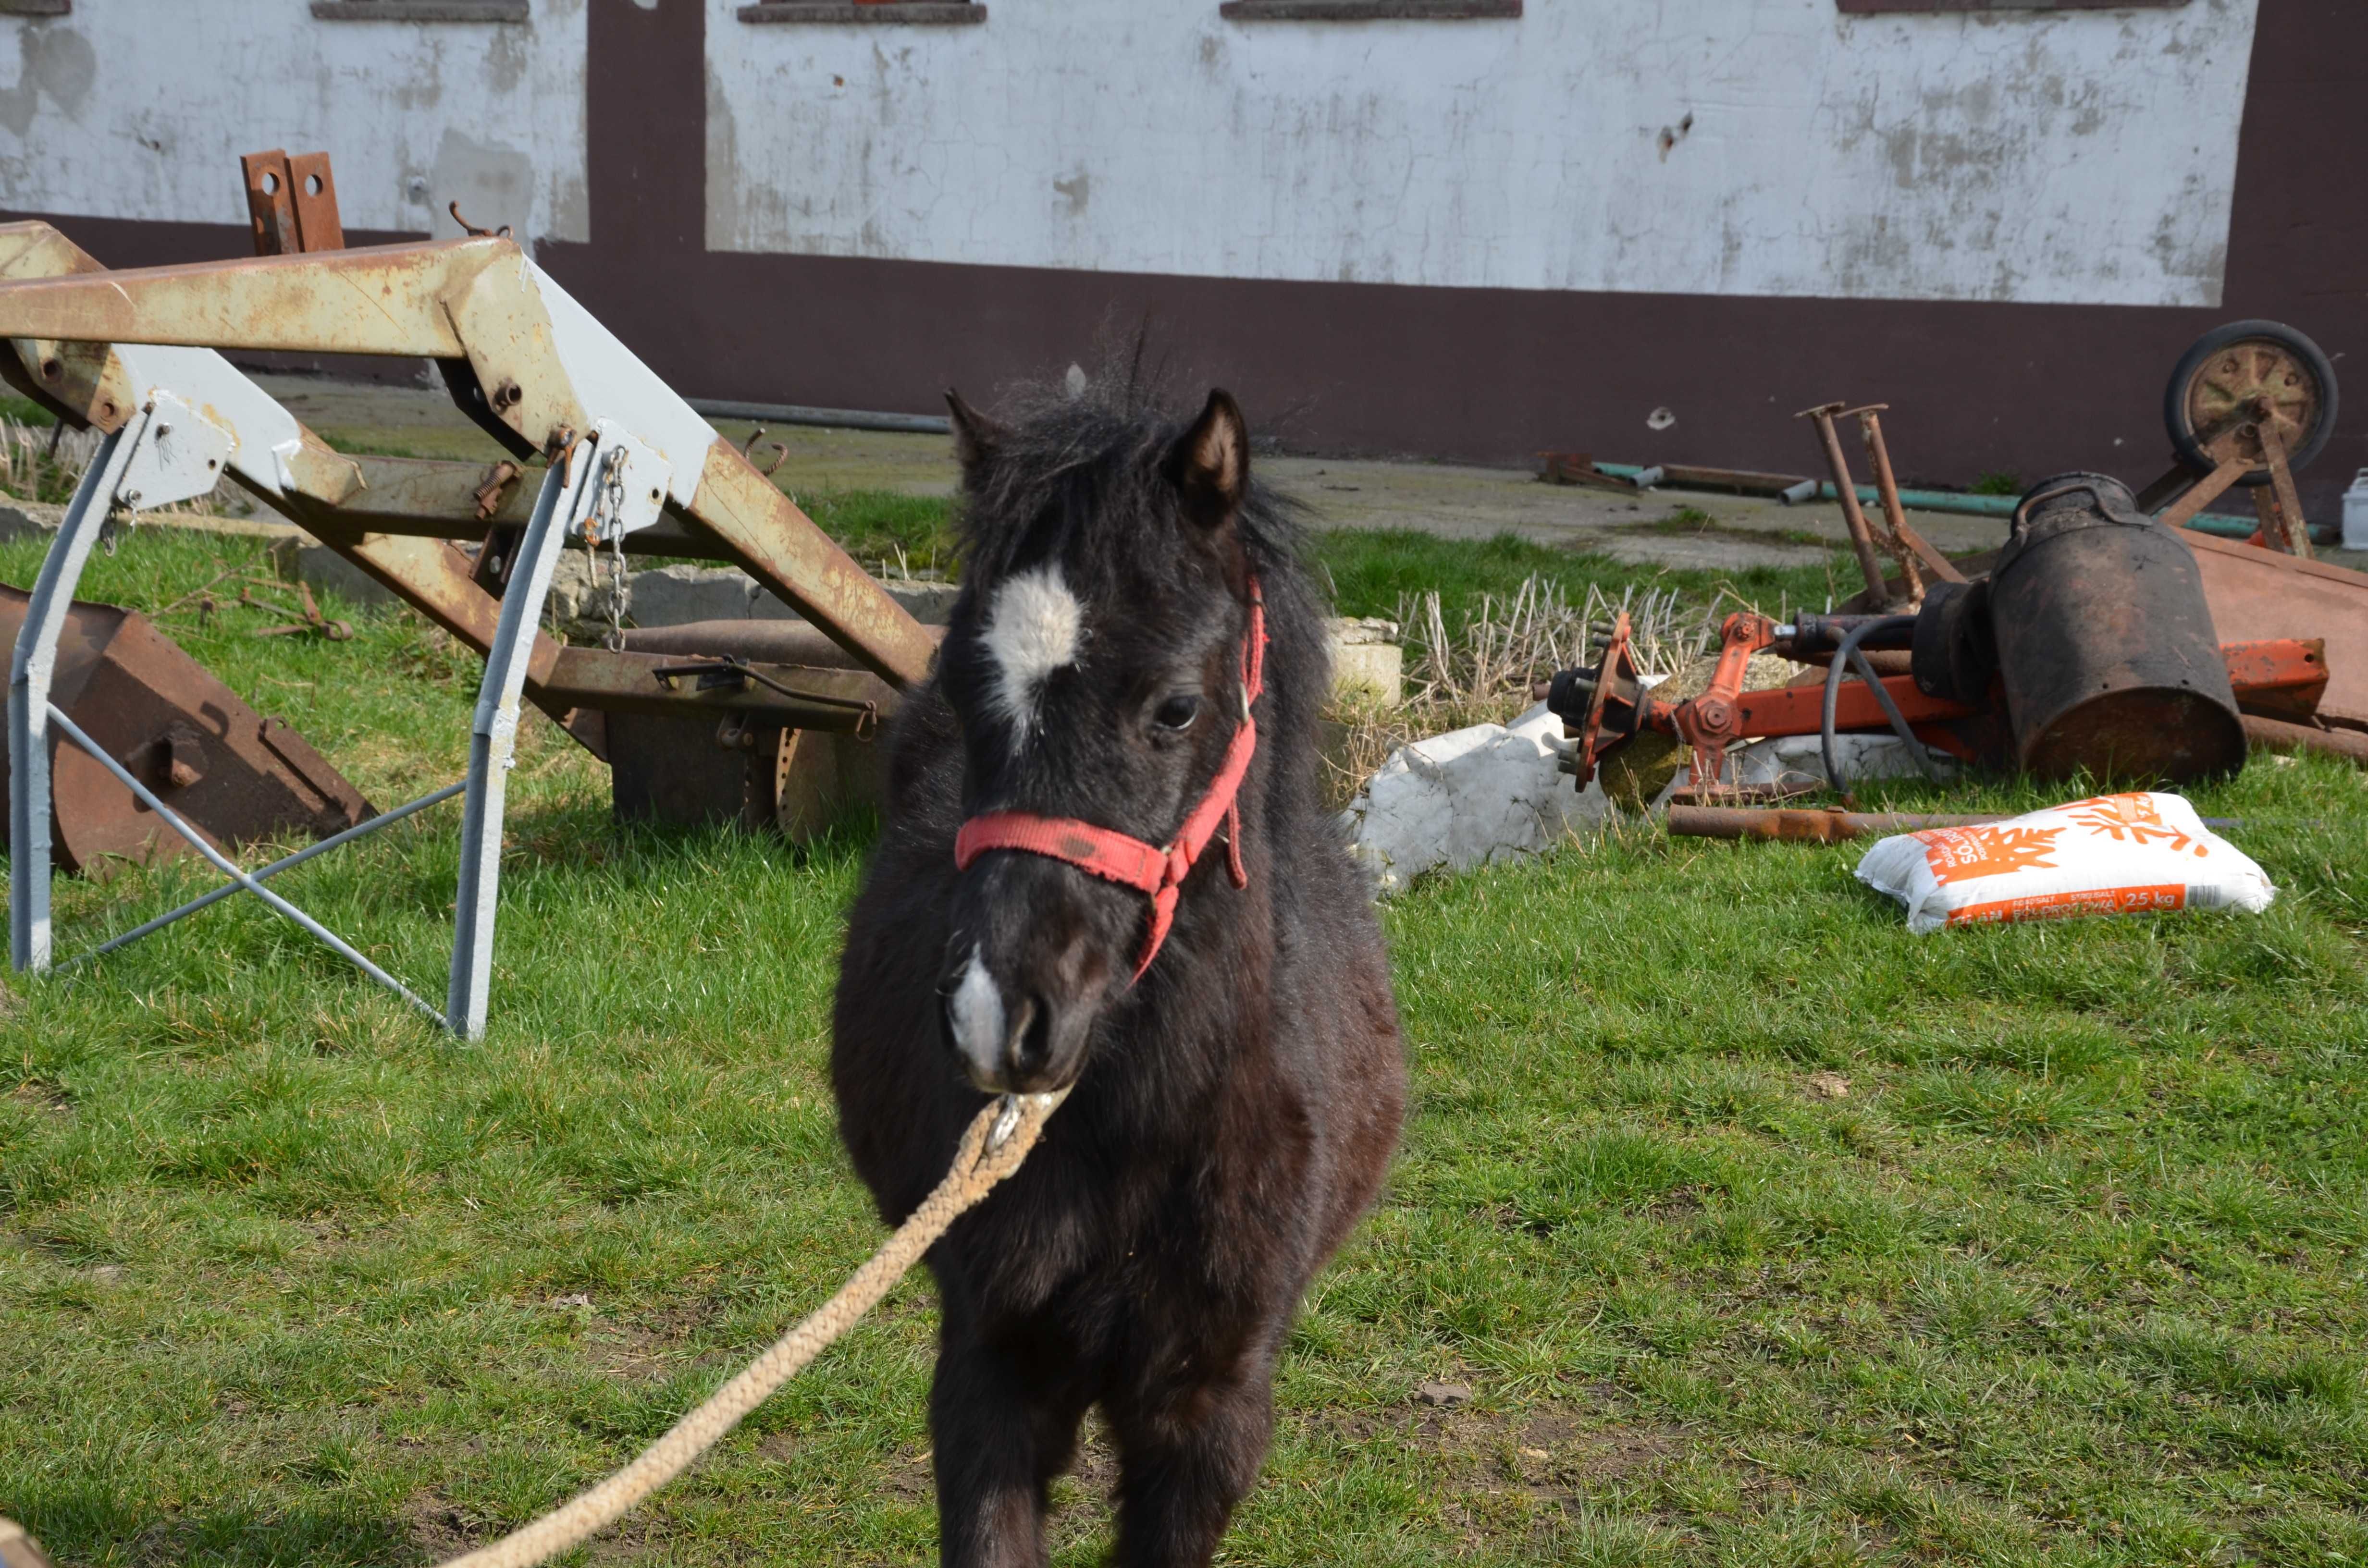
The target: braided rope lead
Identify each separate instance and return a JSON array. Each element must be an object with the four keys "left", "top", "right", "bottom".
[{"left": 438, "top": 1089, "right": 1067, "bottom": 1568}]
